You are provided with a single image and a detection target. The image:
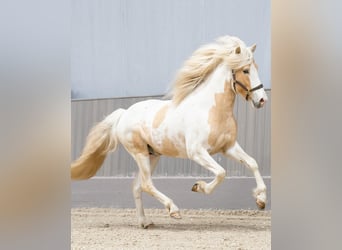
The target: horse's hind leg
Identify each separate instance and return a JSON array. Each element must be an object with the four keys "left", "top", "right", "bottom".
[
  {"left": 132, "top": 155, "right": 159, "bottom": 228},
  {"left": 133, "top": 153, "right": 181, "bottom": 225},
  {"left": 225, "top": 141, "right": 267, "bottom": 209}
]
